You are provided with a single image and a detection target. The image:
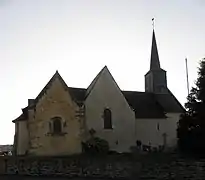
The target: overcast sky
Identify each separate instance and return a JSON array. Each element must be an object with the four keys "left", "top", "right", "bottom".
[{"left": 0, "top": 0, "right": 205, "bottom": 144}]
